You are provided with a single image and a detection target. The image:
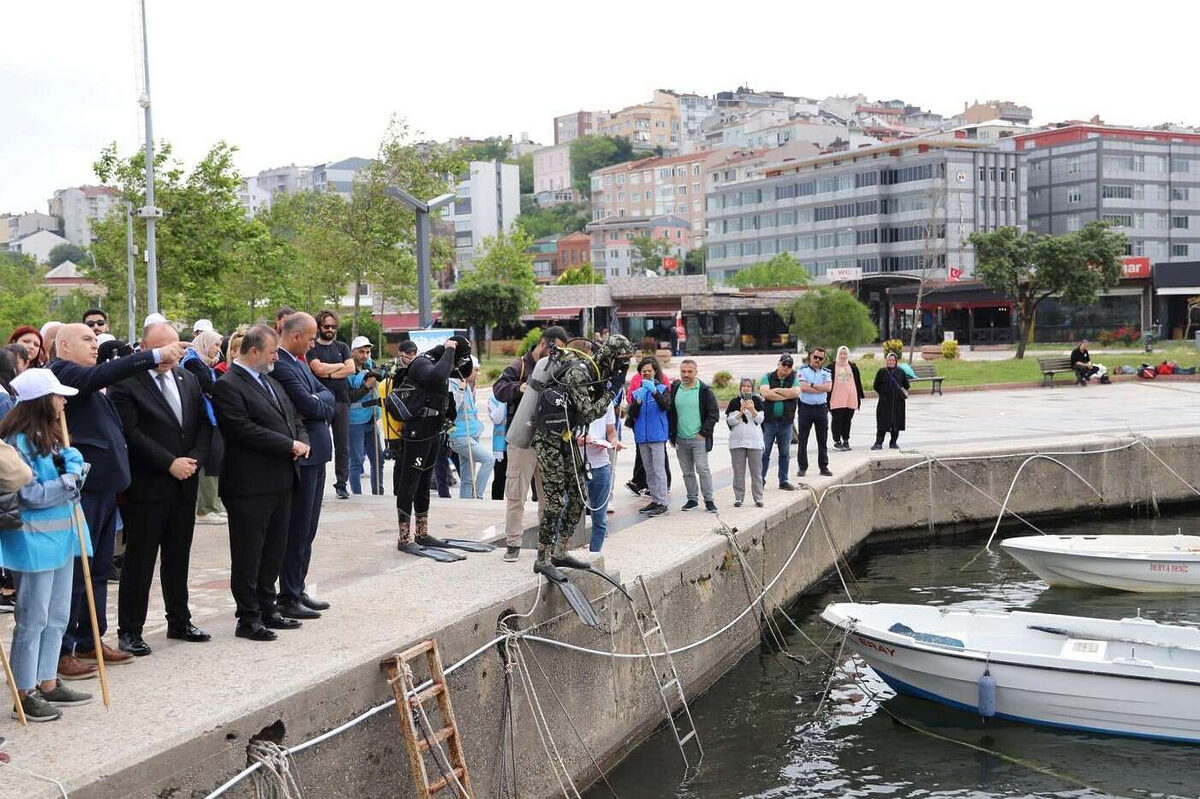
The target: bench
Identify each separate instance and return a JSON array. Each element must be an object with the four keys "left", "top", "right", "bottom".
[
  {"left": 1037, "top": 356, "right": 1077, "bottom": 387},
  {"left": 909, "top": 364, "right": 945, "bottom": 396}
]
